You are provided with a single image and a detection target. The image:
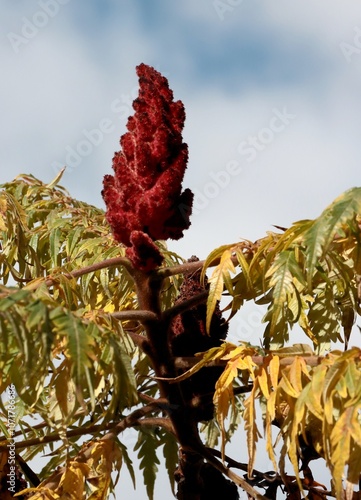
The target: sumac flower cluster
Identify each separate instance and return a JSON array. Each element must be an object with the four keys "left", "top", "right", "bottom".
[{"left": 102, "top": 63, "right": 193, "bottom": 271}]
